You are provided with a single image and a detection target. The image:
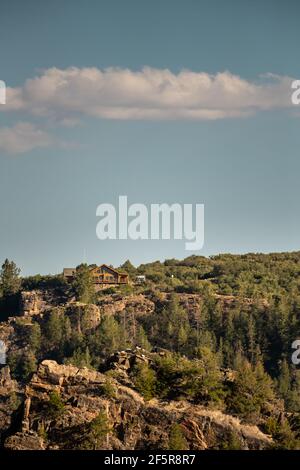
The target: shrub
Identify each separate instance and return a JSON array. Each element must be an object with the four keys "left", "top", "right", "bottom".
[
  {"left": 80, "top": 411, "right": 111, "bottom": 449},
  {"left": 46, "top": 391, "right": 65, "bottom": 419},
  {"left": 132, "top": 362, "right": 157, "bottom": 401},
  {"left": 168, "top": 424, "right": 188, "bottom": 450},
  {"left": 99, "top": 379, "right": 116, "bottom": 398},
  {"left": 219, "top": 431, "right": 242, "bottom": 450}
]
